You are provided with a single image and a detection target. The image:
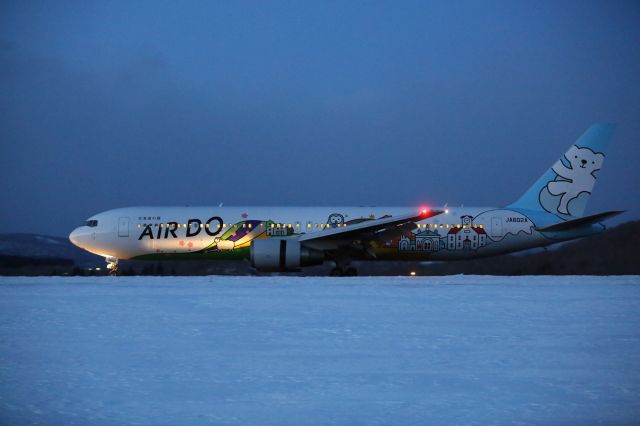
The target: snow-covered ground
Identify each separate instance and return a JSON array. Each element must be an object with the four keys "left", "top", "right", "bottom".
[{"left": 1, "top": 276, "right": 639, "bottom": 425}]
